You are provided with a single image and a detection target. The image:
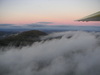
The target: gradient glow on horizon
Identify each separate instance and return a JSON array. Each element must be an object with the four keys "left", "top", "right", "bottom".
[{"left": 0, "top": 0, "right": 100, "bottom": 26}]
